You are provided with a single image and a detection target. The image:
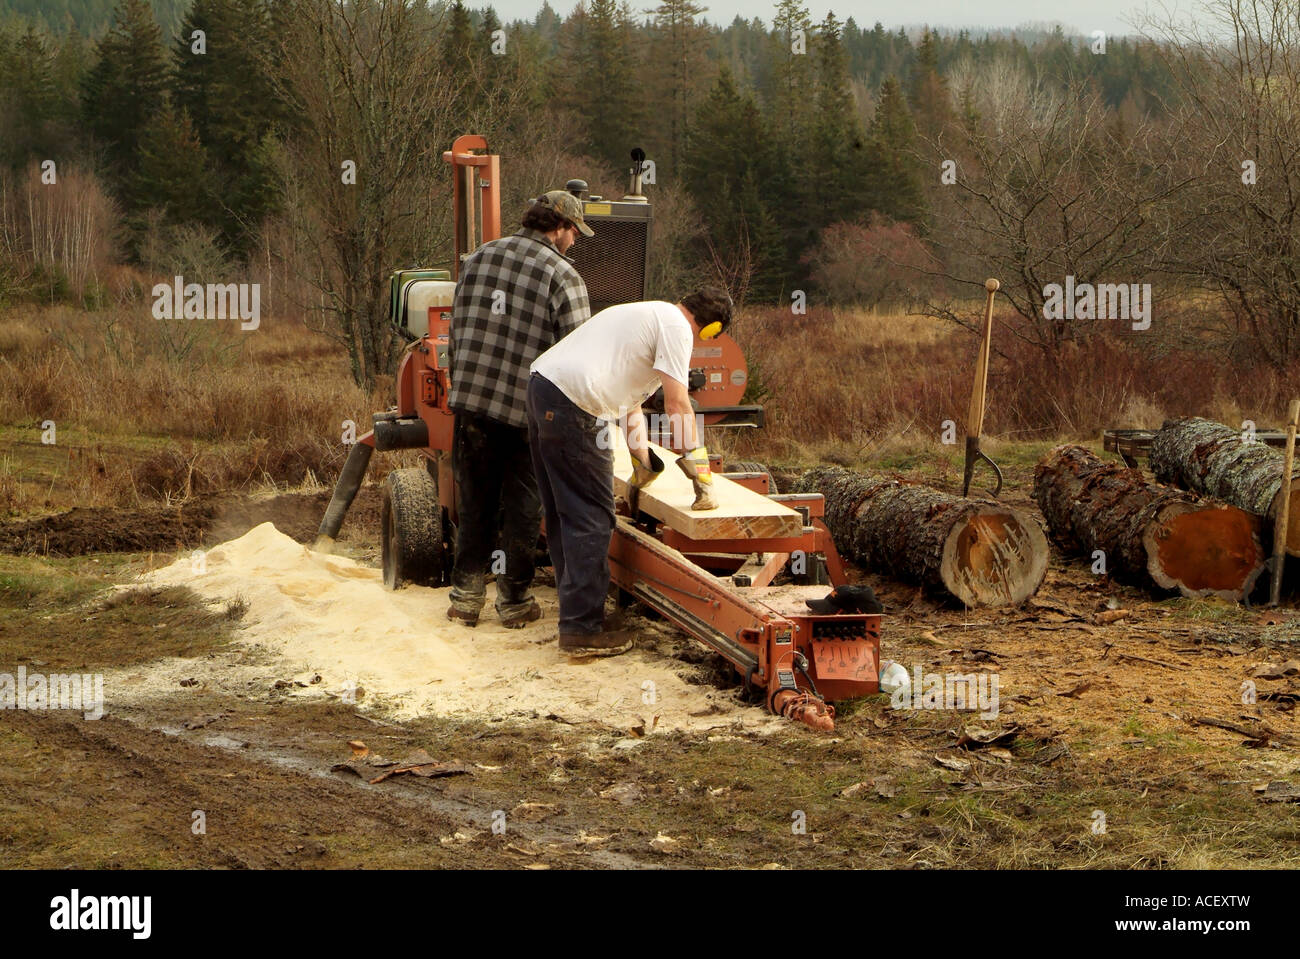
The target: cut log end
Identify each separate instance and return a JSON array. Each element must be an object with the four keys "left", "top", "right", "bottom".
[
  {"left": 1035, "top": 443, "right": 1265, "bottom": 602},
  {"left": 1145, "top": 504, "right": 1265, "bottom": 600},
  {"left": 941, "top": 509, "right": 1050, "bottom": 607},
  {"left": 794, "top": 466, "right": 1048, "bottom": 607}
]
